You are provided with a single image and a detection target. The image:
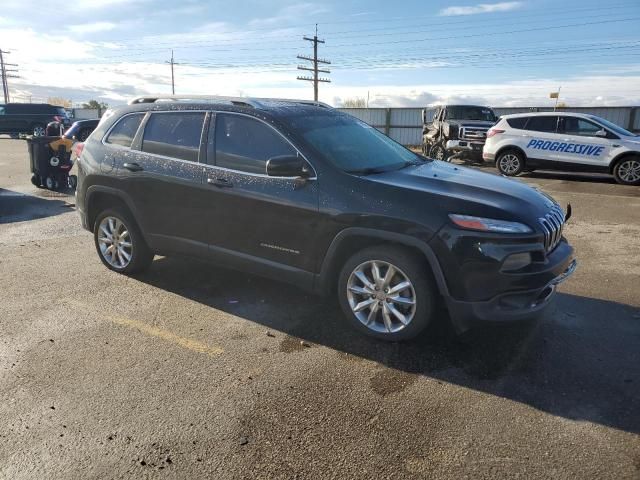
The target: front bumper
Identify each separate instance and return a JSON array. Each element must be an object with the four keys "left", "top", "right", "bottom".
[
  {"left": 445, "top": 139, "right": 485, "bottom": 155},
  {"left": 445, "top": 258, "right": 576, "bottom": 330}
]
